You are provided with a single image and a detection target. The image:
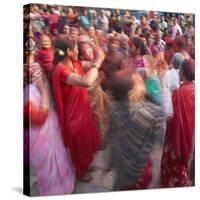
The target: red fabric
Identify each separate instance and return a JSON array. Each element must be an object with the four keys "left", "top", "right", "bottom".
[
  {"left": 24, "top": 101, "right": 48, "bottom": 125},
  {"left": 164, "top": 35, "right": 173, "bottom": 46},
  {"left": 48, "top": 14, "right": 59, "bottom": 28},
  {"left": 123, "top": 160, "right": 152, "bottom": 190},
  {"left": 164, "top": 48, "right": 175, "bottom": 65},
  {"left": 160, "top": 143, "right": 190, "bottom": 187},
  {"left": 35, "top": 48, "right": 54, "bottom": 74},
  {"left": 166, "top": 82, "right": 195, "bottom": 163},
  {"left": 52, "top": 61, "right": 99, "bottom": 178}
]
